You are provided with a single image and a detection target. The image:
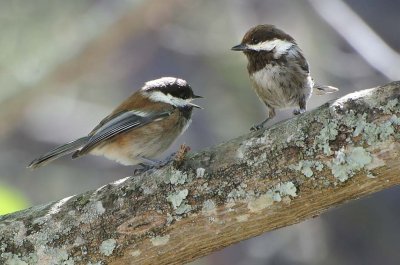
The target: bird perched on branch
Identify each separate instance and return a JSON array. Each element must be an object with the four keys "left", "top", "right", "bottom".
[
  {"left": 28, "top": 77, "right": 202, "bottom": 169},
  {"left": 232, "top": 24, "right": 338, "bottom": 130}
]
